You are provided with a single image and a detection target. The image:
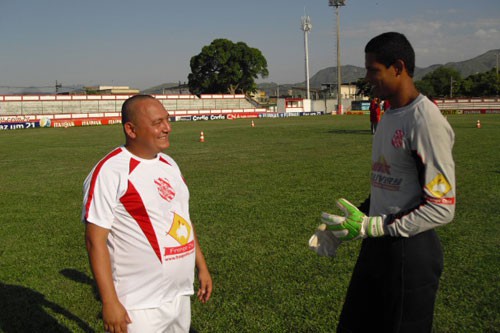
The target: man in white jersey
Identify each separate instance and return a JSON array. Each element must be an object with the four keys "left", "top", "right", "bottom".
[
  {"left": 311, "top": 32, "right": 455, "bottom": 332},
  {"left": 82, "top": 95, "right": 212, "bottom": 333}
]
